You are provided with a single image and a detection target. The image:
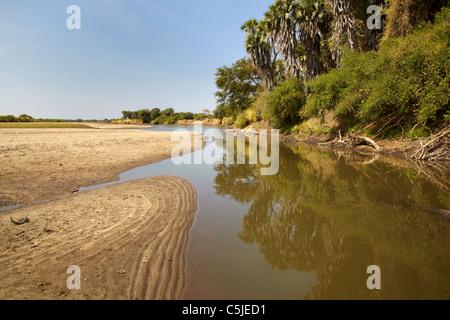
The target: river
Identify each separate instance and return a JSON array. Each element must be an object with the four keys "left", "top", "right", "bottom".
[{"left": 82, "top": 125, "right": 450, "bottom": 300}]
